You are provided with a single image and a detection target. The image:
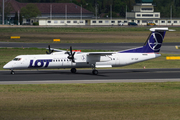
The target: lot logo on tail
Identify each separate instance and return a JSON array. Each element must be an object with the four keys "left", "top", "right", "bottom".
[{"left": 148, "top": 32, "right": 163, "bottom": 51}]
